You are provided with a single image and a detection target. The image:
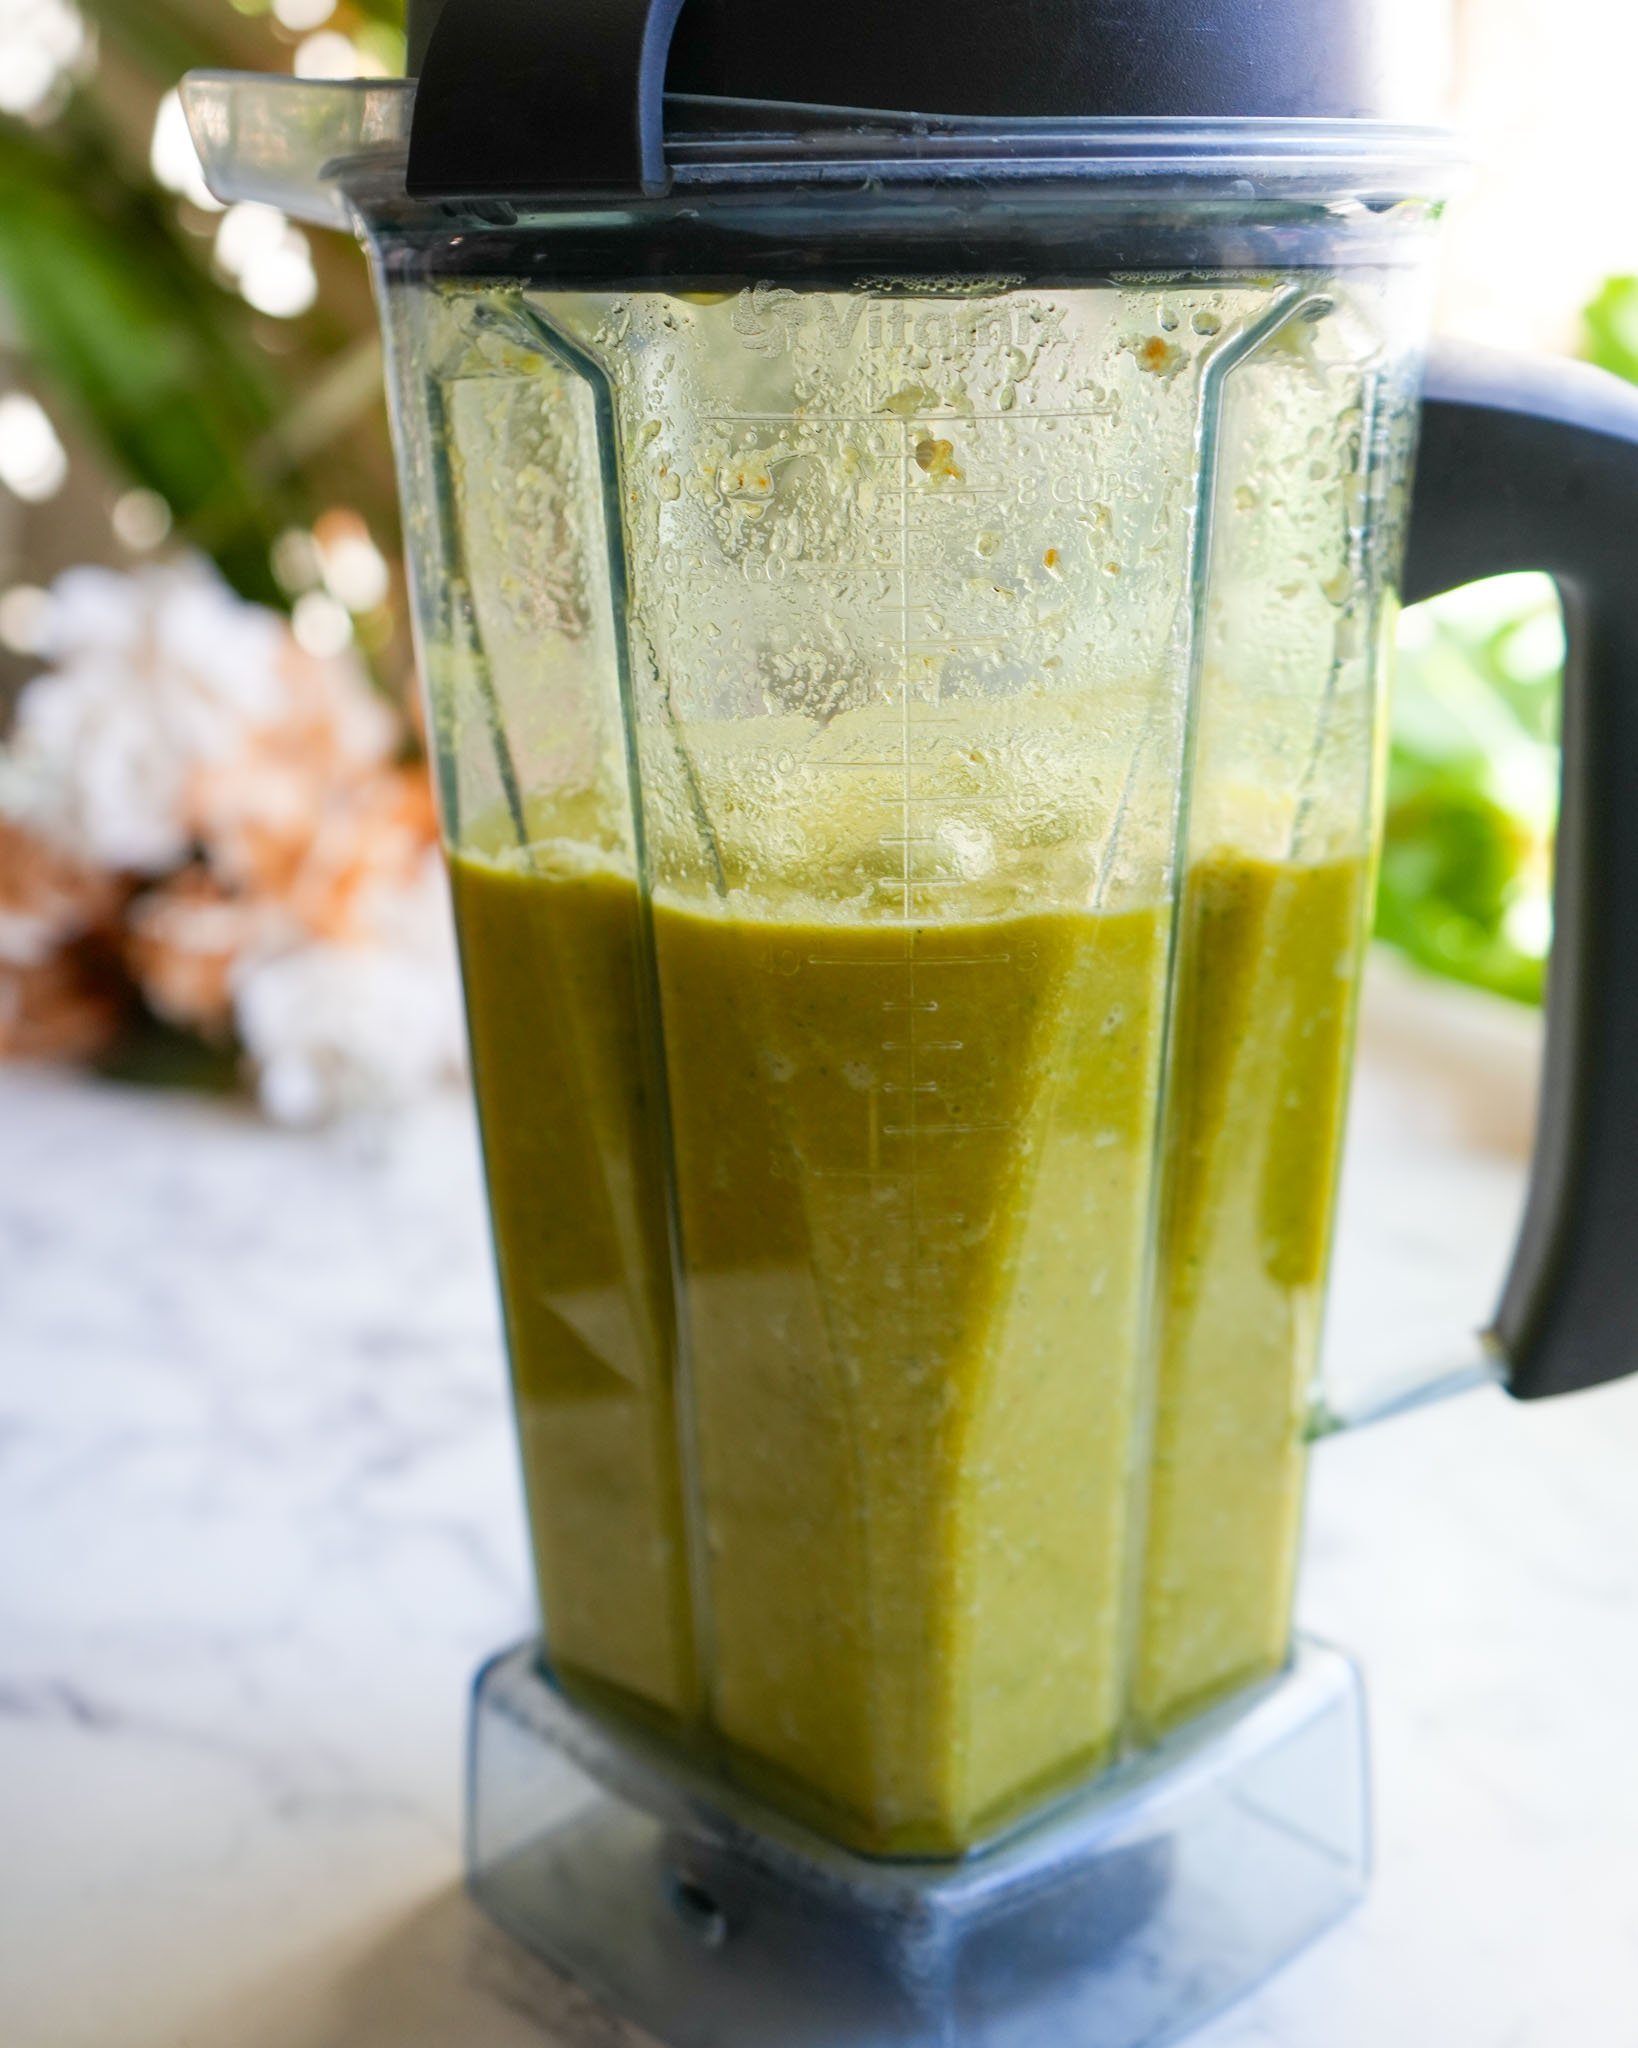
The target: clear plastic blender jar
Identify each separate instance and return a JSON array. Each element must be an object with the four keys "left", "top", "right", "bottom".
[
  {"left": 400, "top": 234, "right": 1429, "bottom": 1858},
  {"left": 186, "top": 0, "right": 1638, "bottom": 2030}
]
